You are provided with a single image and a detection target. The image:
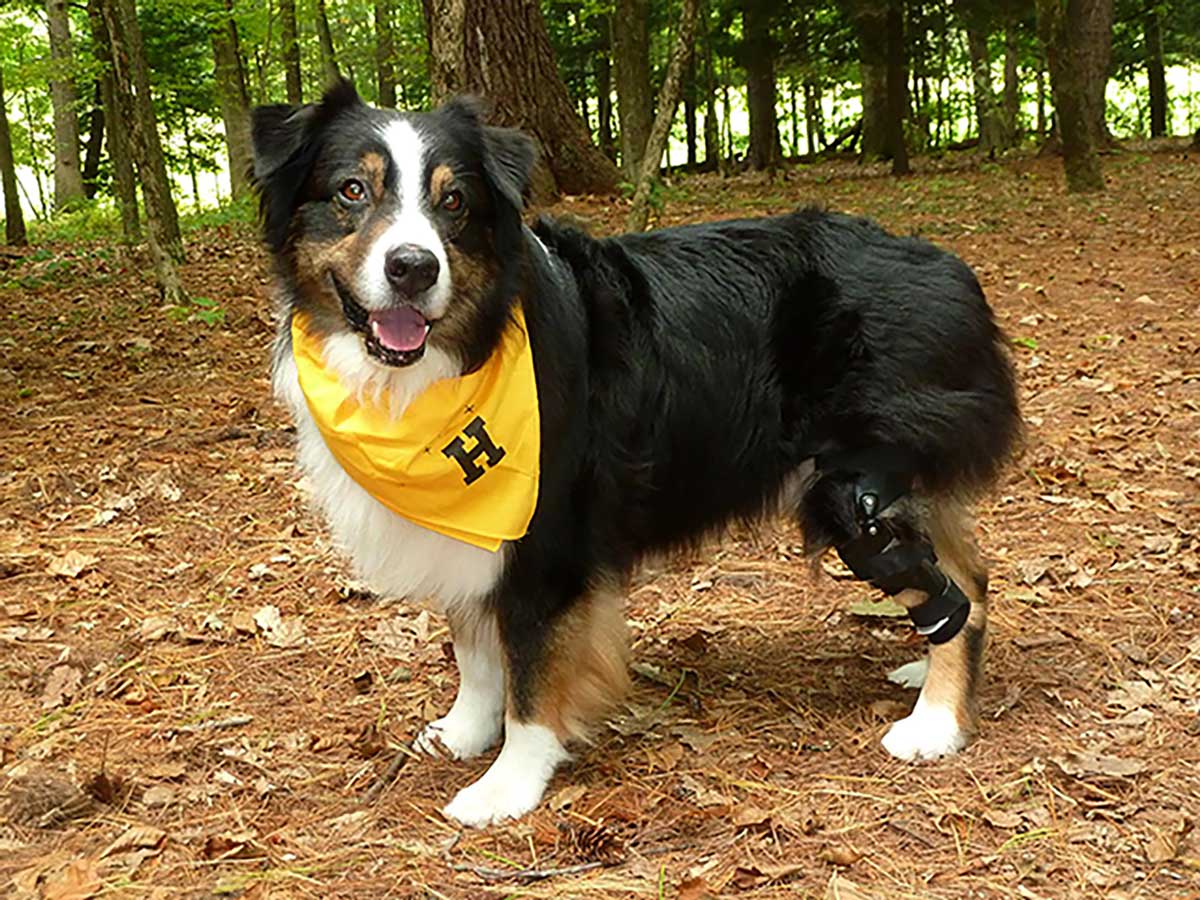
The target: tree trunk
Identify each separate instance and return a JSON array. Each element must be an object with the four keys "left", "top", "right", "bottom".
[
  {"left": 594, "top": 32, "right": 615, "bottom": 160},
  {"left": 1035, "top": 57, "right": 1046, "bottom": 135},
  {"left": 87, "top": 0, "right": 139, "bottom": 240},
  {"left": 626, "top": 0, "right": 699, "bottom": 231},
  {"left": 961, "top": 11, "right": 1007, "bottom": 152},
  {"left": 885, "top": 1, "right": 910, "bottom": 174},
  {"left": 180, "top": 104, "right": 202, "bottom": 209},
  {"left": 0, "top": 69, "right": 27, "bottom": 246},
  {"left": 81, "top": 81, "right": 104, "bottom": 199},
  {"left": 1143, "top": 2, "right": 1166, "bottom": 137},
  {"left": 1036, "top": 0, "right": 1104, "bottom": 192},
  {"left": 211, "top": 0, "right": 253, "bottom": 200},
  {"left": 742, "top": 0, "right": 780, "bottom": 169},
  {"left": 854, "top": 5, "right": 889, "bottom": 160},
  {"left": 375, "top": 0, "right": 397, "bottom": 107},
  {"left": 612, "top": 0, "right": 652, "bottom": 180},
  {"left": 46, "top": 0, "right": 86, "bottom": 209},
  {"left": 99, "top": 0, "right": 187, "bottom": 296},
  {"left": 1078, "top": 0, "right": 1112, "bottom": 148},
  {"left": 701, "top": 4, "right": 719, "bottom": 169},
  {"left": 423, "top": 0, "right": 620, "bottom": 199},
  {"left": 280, "top": 0, "right": 302, "bottom": 103},
  {"left": 315, "top": 0, "right": 341, "bottom": 85},
  {"left": 683, "top": 59, "right": 697, "bottom": 169},
  {"left": 1004, "top": 17, "right": 1020, "bottom": 140}
]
